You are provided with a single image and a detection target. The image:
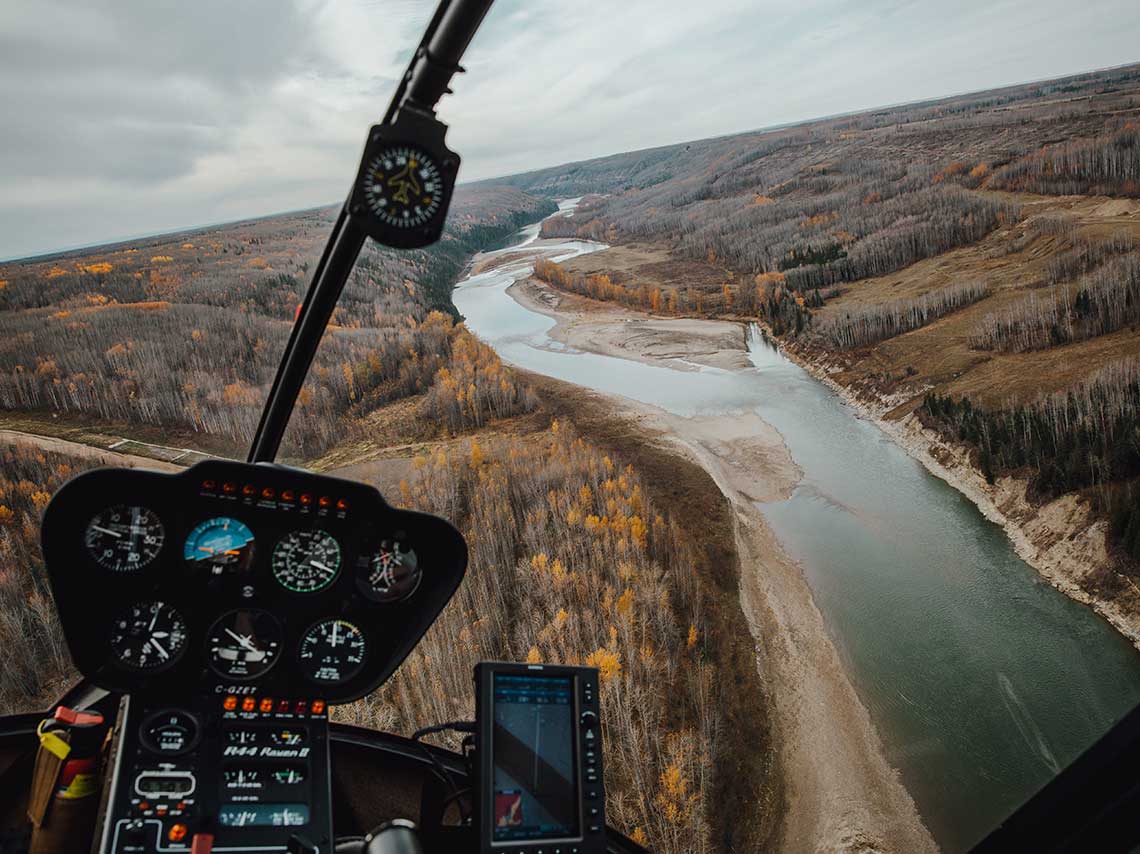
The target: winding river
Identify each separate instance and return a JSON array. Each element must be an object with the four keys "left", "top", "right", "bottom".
[{"left": 453, "top": 203, "right": 1140, "bottom": 851}]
